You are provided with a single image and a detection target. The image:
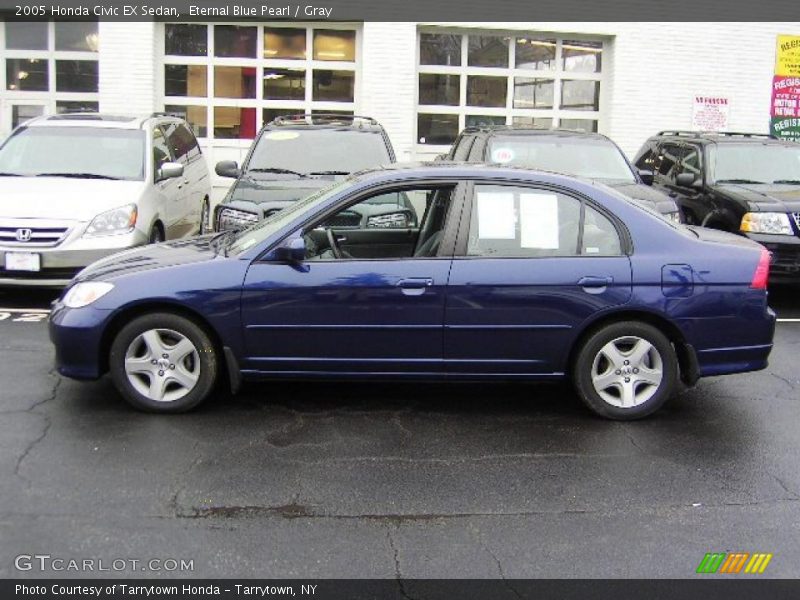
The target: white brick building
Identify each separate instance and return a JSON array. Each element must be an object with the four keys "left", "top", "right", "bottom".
[{"left": 1, "top": 21, "right": 797, "bottom": 202}]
